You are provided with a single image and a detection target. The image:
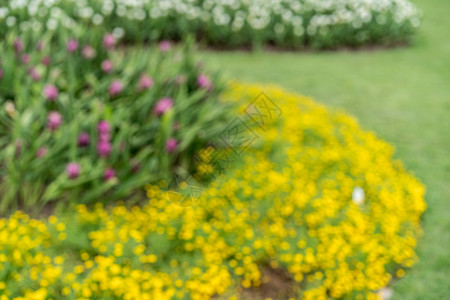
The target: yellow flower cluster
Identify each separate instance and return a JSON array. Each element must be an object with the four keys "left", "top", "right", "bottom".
[{"left": 0, "top": 83, "right": 425, "bottom": 299}]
